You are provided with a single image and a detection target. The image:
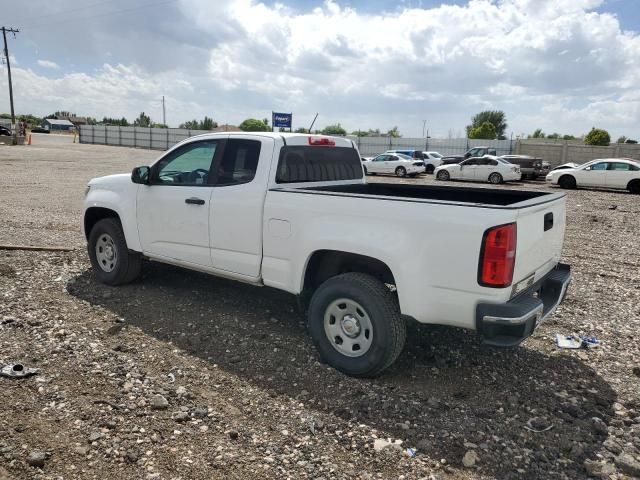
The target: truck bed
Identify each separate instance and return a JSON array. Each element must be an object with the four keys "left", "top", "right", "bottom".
[{"left": 284, "top": 183, "right": 560, "bottom": 208}]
